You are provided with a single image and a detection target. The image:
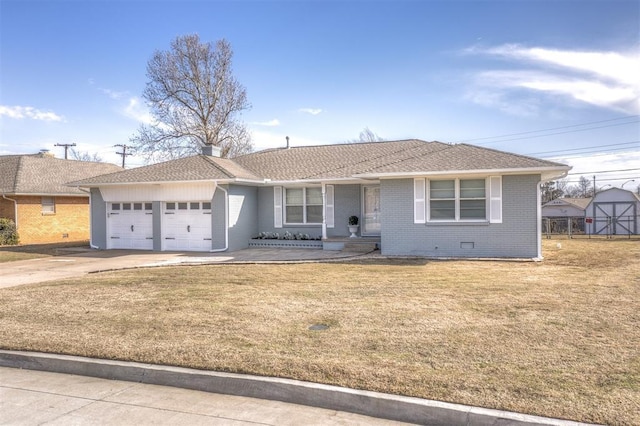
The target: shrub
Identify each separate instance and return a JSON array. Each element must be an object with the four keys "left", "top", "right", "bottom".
[{"left": 0, "top": 218, "right": 19, "bottom": 245}]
